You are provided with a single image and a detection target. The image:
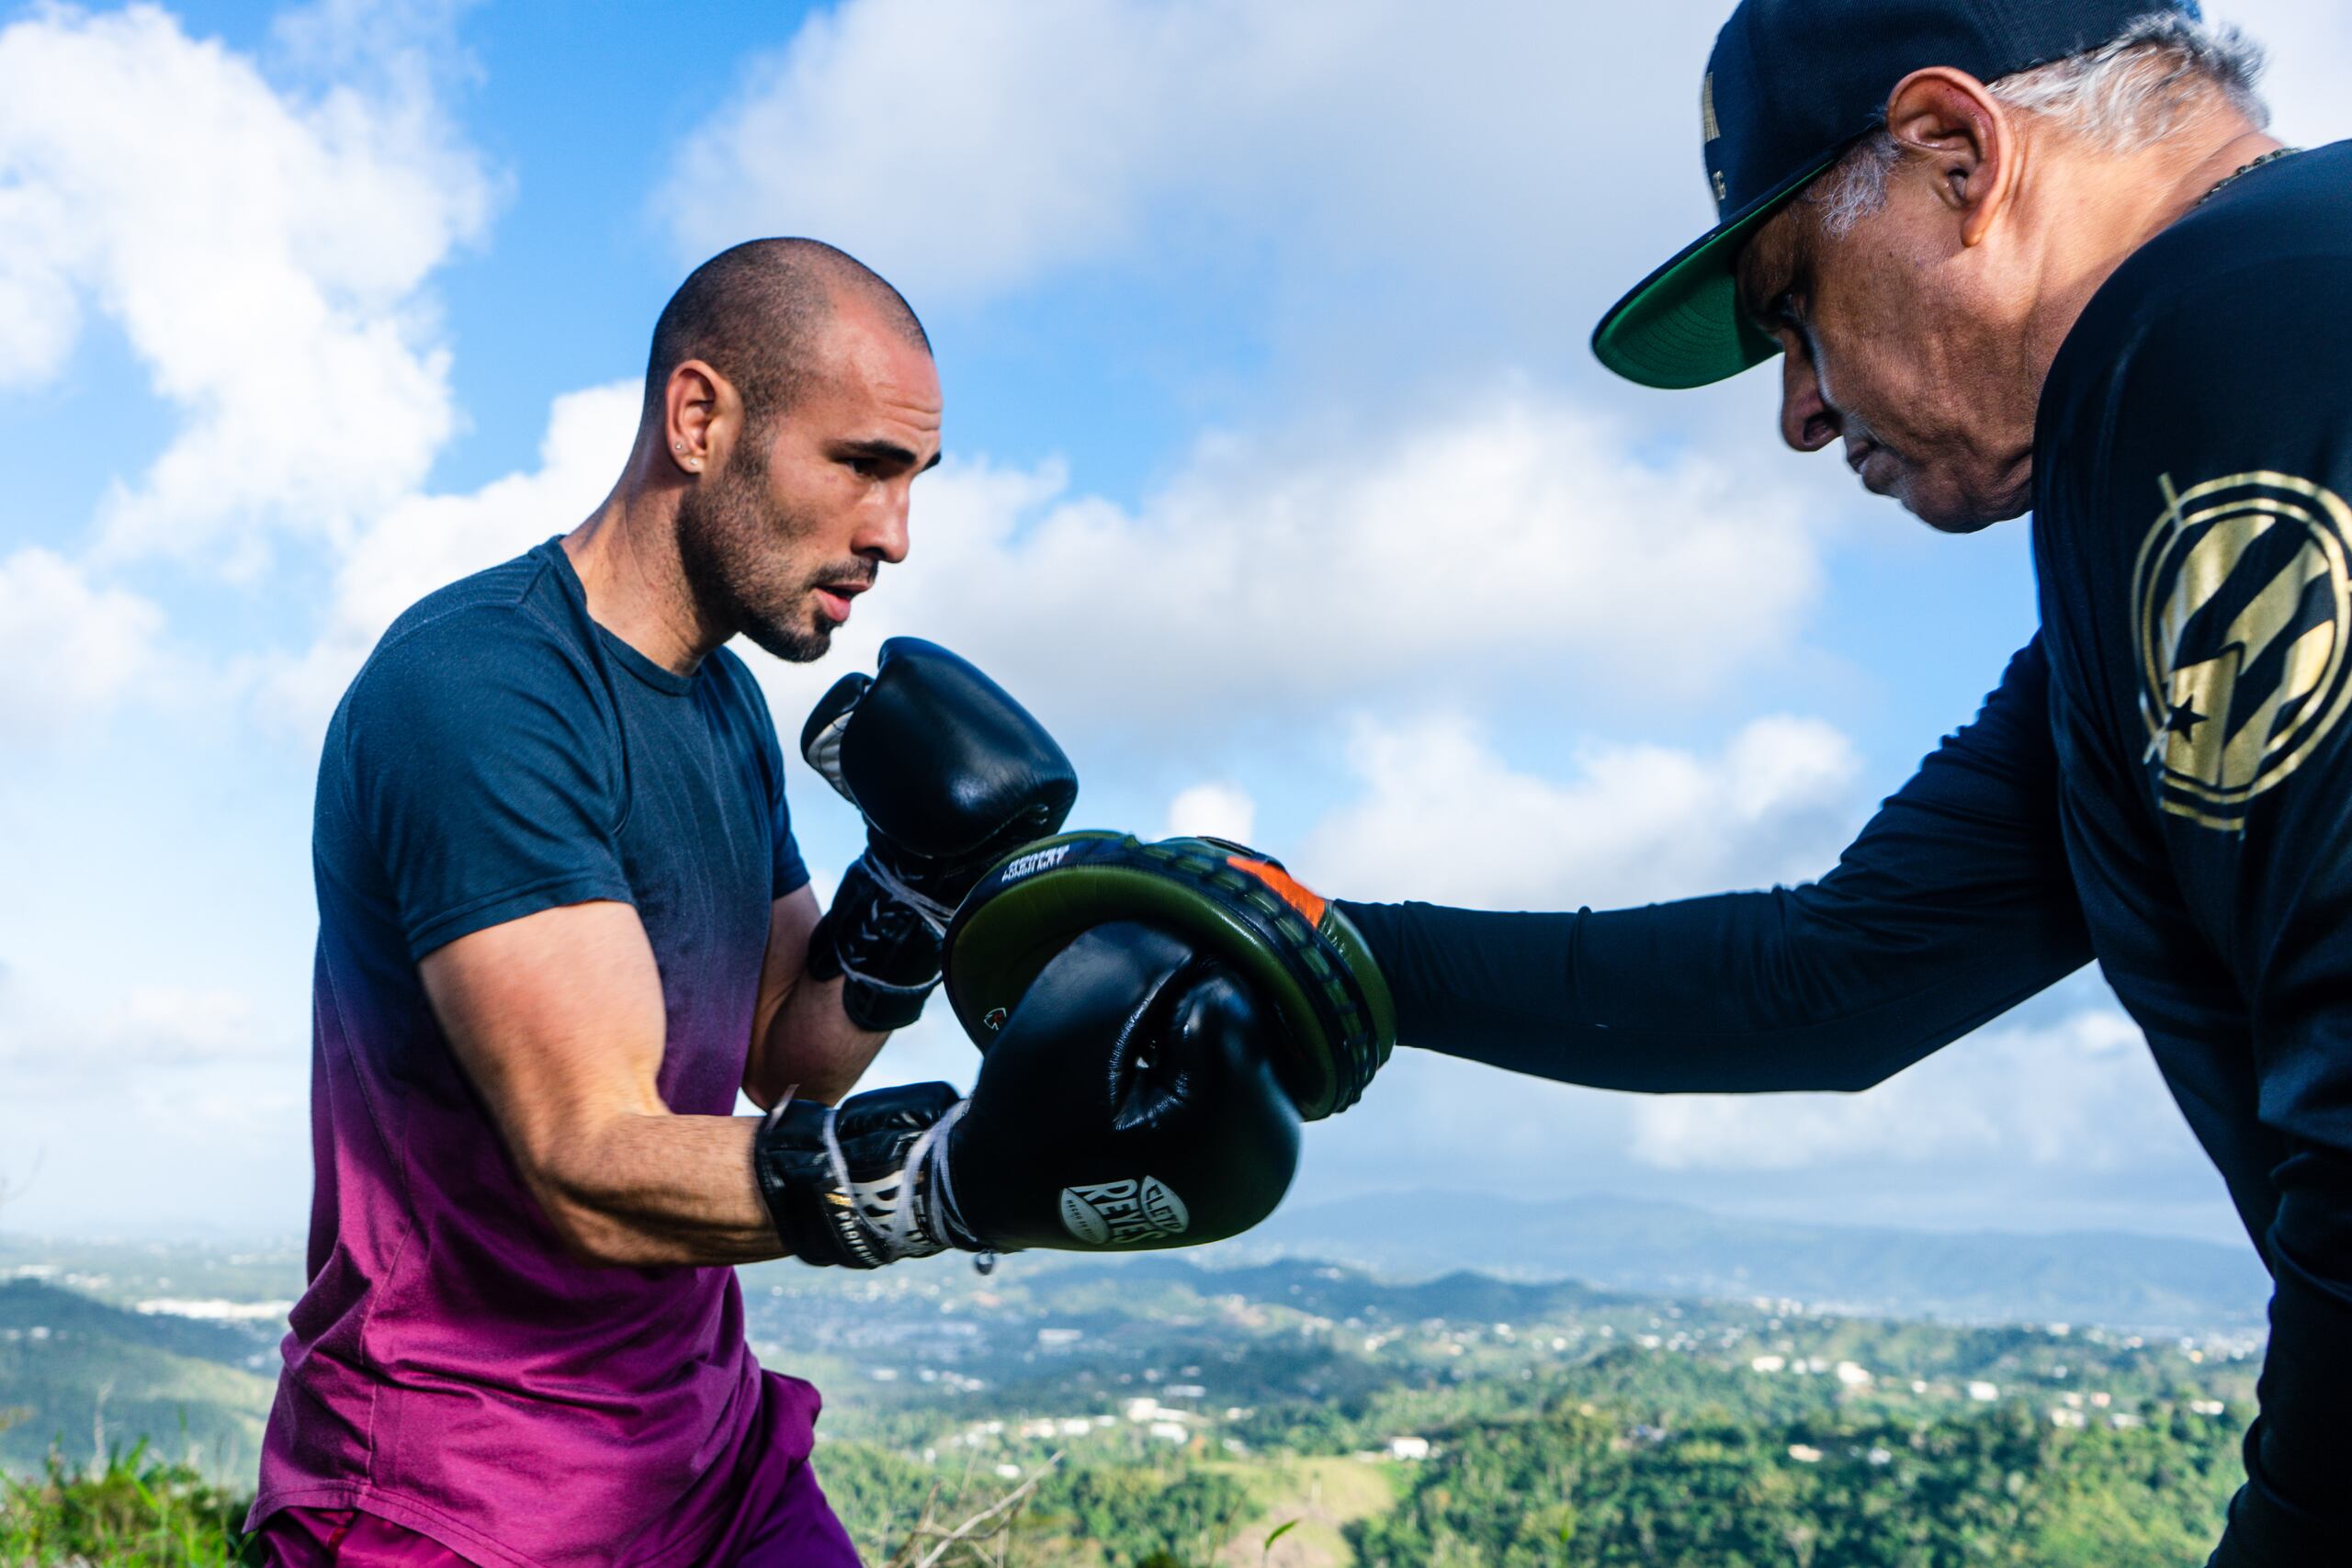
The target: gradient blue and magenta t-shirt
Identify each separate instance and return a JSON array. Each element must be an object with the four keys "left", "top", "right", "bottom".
[{"left": 250, "top": 538, "right": 815, "bottom": 1568}]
